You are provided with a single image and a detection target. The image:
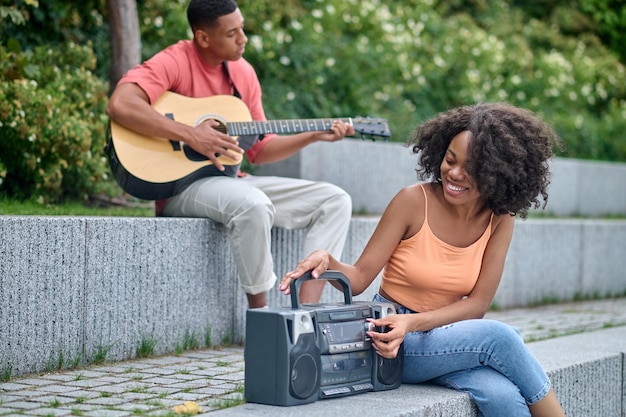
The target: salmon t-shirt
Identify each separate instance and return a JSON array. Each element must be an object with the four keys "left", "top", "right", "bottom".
[
  {"left": 117, "top": 40, "right": 276, "bottom": 214},
  {"left": 117, "top": 39, "right": 275, "bottom": 163}
]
